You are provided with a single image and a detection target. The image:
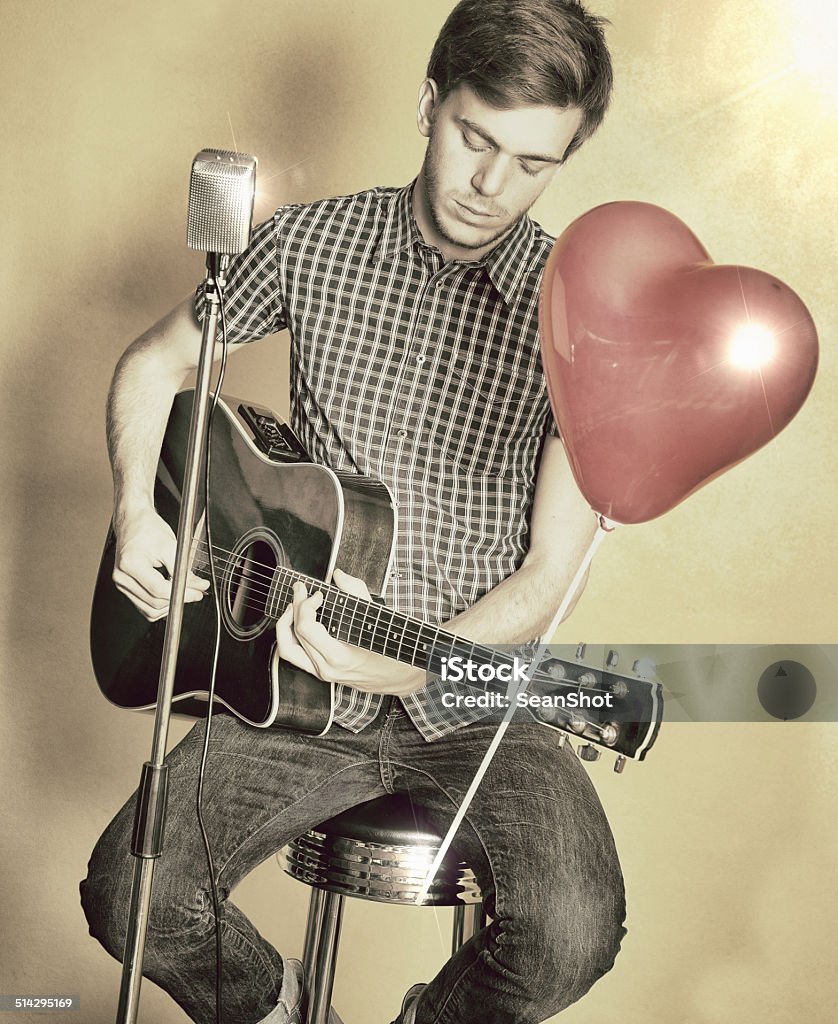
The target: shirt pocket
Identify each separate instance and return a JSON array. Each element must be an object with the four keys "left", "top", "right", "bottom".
[{"left": 426, "top": 353, "right": 546, "bottom": 477}]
